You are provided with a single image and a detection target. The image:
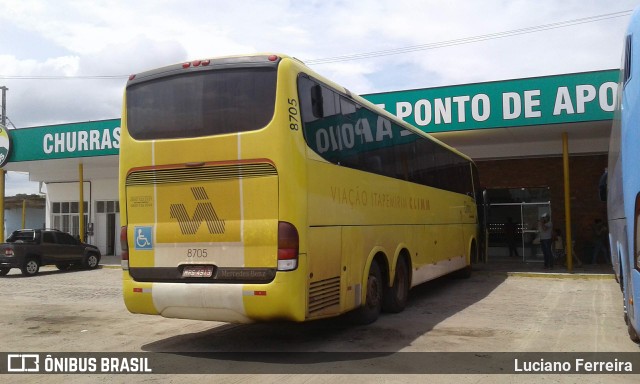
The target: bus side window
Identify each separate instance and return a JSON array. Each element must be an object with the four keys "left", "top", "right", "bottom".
[
  {"left": 43, "top": 232, "right": 56, "bottom": 244},
  {"left": 623, "top": 34, "right": 632, "bottom": 87},
  {"left": 365, "top": 156, "right": 383, "bottom": 174},
  {"left": 340, "top": 97, "right": 357, "bottom": 117},
  {"left": 311, "top": 84, "right": 324, "bottom": 118}
]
